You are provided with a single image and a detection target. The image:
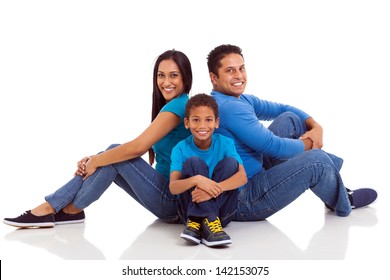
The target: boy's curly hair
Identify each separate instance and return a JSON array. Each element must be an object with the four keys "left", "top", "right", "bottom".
[{"left": 185, "top": 93, "right": 218, "bottom": 119}]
